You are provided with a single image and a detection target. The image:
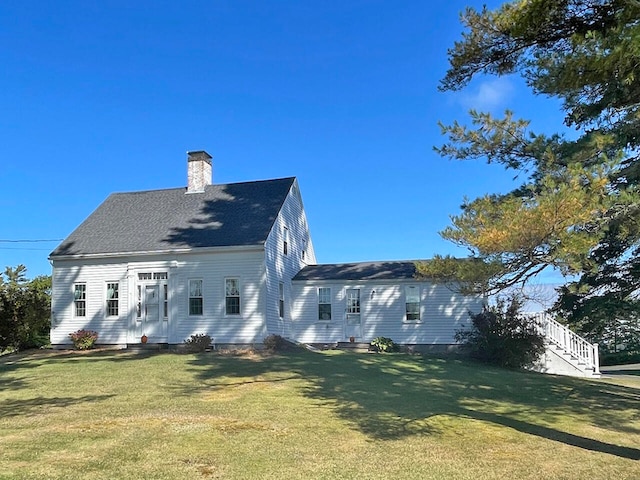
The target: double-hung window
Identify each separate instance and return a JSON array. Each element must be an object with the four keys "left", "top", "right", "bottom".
[
  {"left": 189, "top": 279, "right": 203, "bottom": 316},
  {"left": 405, "top": 285, "right": 420, "bottom": 321},
  {"left": 74, "top": 283, "right": 86, "bottom": 317},
  {"left": 106, "top": 282, "right": 119, "bottom": 317},
  {"left": 225, "top": 278, "right": 240, "bottom": 315},
  {"left": 318, "top": 287, "right": 331, "bottom": 321}
]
